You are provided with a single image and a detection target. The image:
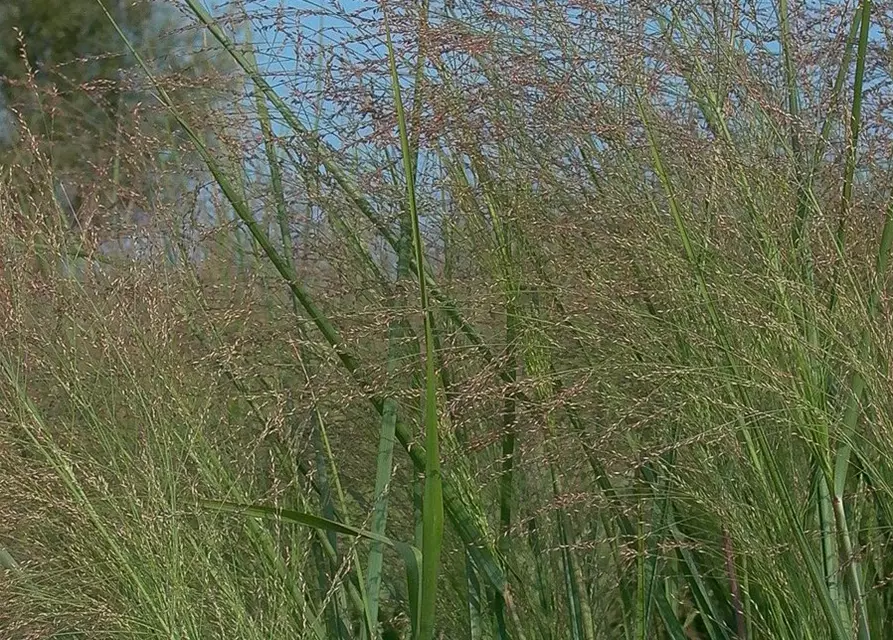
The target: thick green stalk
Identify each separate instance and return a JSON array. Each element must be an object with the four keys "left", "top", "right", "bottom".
[
  {"left": 837, "top": 0, "right": 872, "bottom": 251},
  {"left": 778, "top": 0, "right": 810, "bottom": 275},
  {"left": 817, "top": 467, "right": 845, "bottom": 624},
  {"left": 384, "top": 14, "right": 443, "bottom": 639},
  {"left": 832, "top": 0, "right": 878, "bottom": 494},
  {"left": 829, "top": 0, "right": 872, "bottom": 316},
  {"left": 316, "top": 408, "right": 377, "bottom": 638},
  {"left": 794, "top": 5, "right": 864, "bottom": 253},
  {"left": 365, "top": 216, "right": 414, "bottom": 634},
  {"left": 827, "top": 6, "right": 874, "bottom": 639},
  {"left": 466, "top": 552, "right": 487, "bottom": 640},
  {"left": 245, "top": 46, "right": 295, "bottom": 308},
  {"left": 364, "top": 356, "right": 401, "bottom": 635}
]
